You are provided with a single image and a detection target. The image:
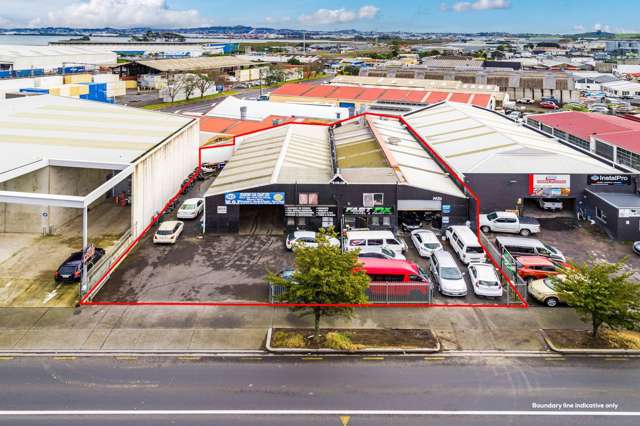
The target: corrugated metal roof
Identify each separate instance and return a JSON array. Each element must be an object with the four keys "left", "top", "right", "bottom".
[
  {"left": 136, "top": 56, "right": 253, "bottom": 72},
  {"left": 331, "top": 75, "right": 500, "bottom": 93},
  {"left": 205, "top": 124, "right": 332, "bottom": 196},
  {"left": 0, "top": 95, "right": 193, "bottom": 174},
  {"left": 404, "top": 102, "right": 620, "bottom": 175}
]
